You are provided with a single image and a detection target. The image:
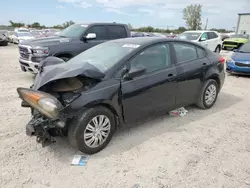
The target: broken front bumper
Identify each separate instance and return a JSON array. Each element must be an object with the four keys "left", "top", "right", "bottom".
[{"left": 26, "top": 113, "right": 66, "bottom": 147}]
